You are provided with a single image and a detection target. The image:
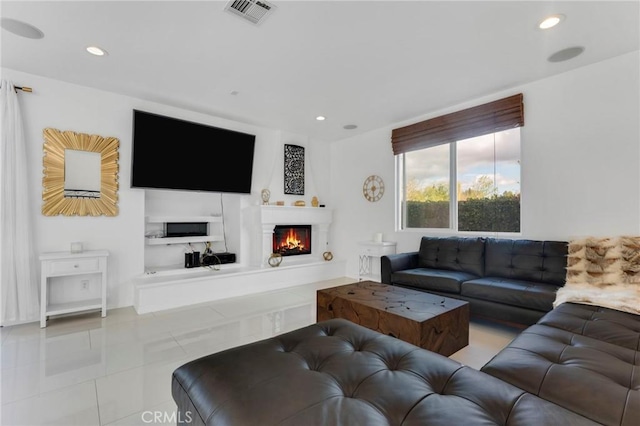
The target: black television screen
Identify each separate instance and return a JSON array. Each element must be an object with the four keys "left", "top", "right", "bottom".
[{"left": 131, "top": 110, "right": 256, "bottom": 194}]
